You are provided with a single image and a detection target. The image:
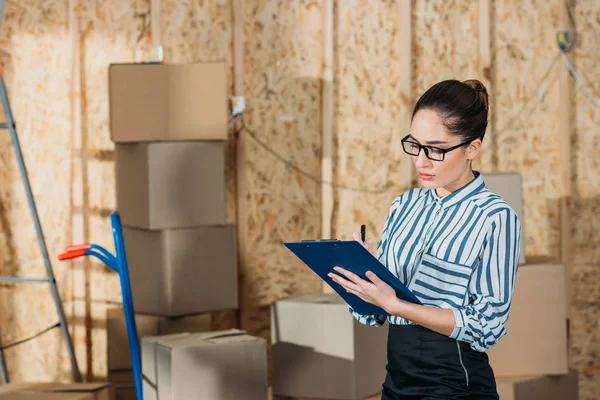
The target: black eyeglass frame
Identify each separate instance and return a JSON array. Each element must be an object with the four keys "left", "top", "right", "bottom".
[{"left": 400, "top": 134, "right": 472, "bottom": 161}]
